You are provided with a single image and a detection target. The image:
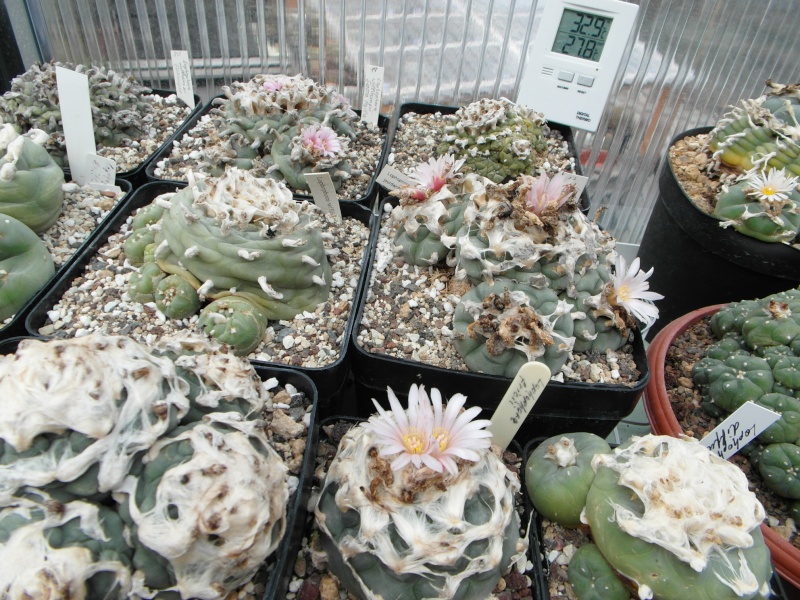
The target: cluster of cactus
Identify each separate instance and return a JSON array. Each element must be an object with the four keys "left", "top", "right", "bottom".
[
  {"left": 0, "top": 334, "right": 292, "bottom": 599},
  {"left": 435, "top": 98, "right": 550, "bottom": 183},
  {"left": 692, "top": 287, "right": 800, "bottom": 510},
  {"left": 392, "top": 162, "right": 659, "bottom": 378},
  {"left": 0, "top": 61, "right": 154, "bottom": 167},
  {"left": 203, "top": 74, "right": 367, "bottom": 191},
  {"left": 315, "top": 384, "right": 527, "bottom": 600},
  {"left": 123, "top": 168, "right": 332, "bottom": 355},
  {"left": 526, "top": 433, "right": 773, "bottom": 600}
]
